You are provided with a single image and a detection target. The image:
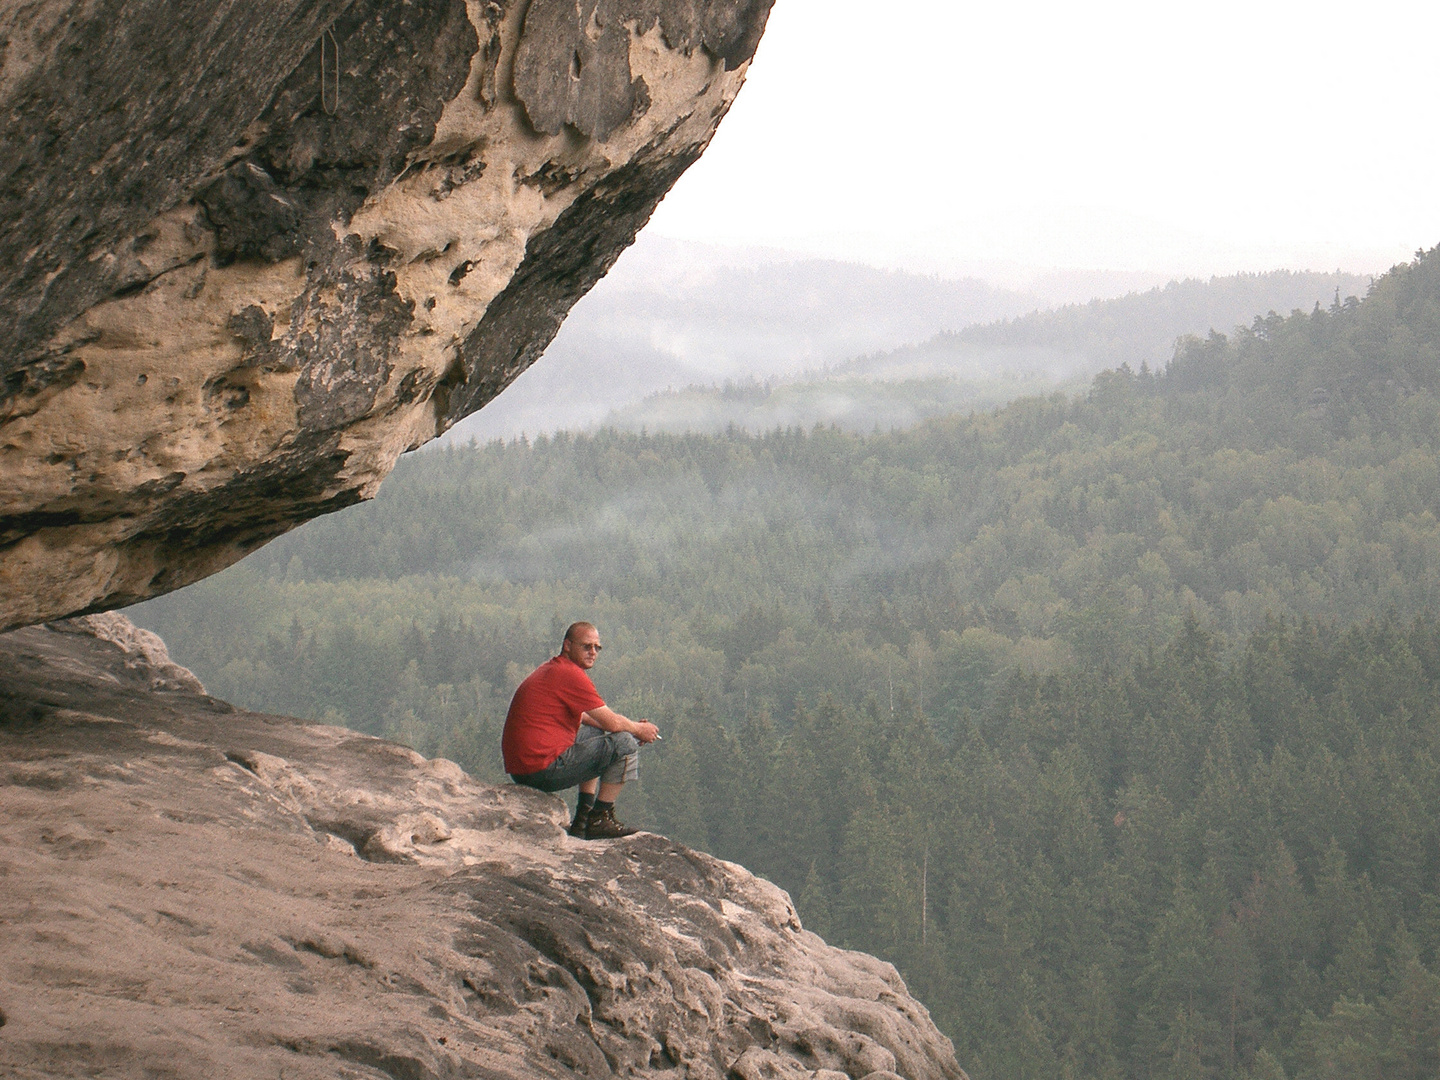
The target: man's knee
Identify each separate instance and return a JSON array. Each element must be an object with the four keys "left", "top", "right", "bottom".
[{"left": 611, "top": 731, "right": 640, "bottom": 757}]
